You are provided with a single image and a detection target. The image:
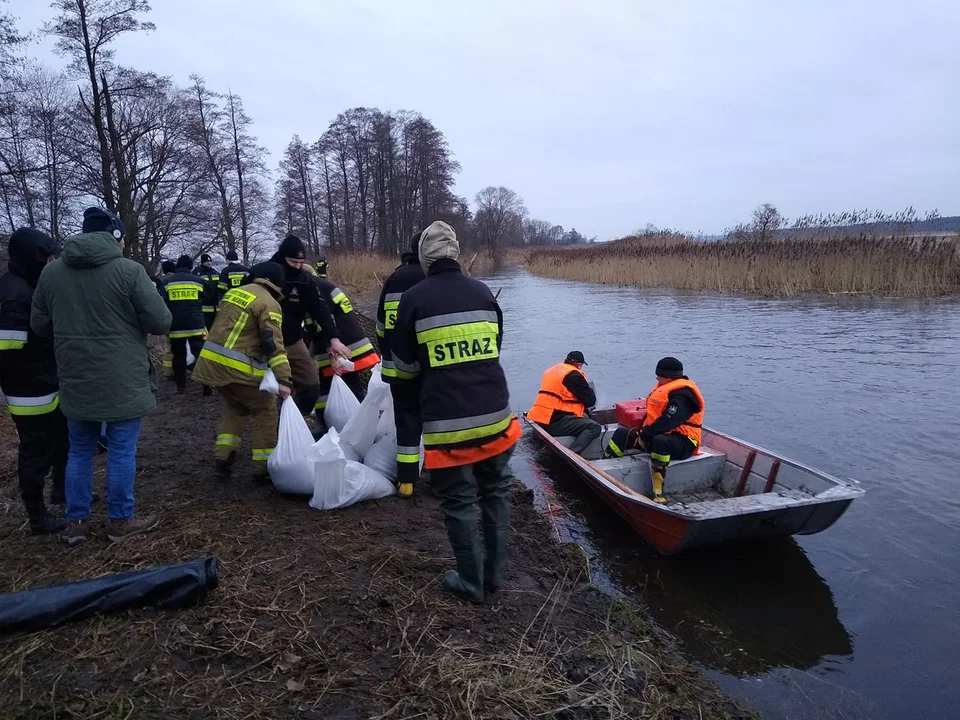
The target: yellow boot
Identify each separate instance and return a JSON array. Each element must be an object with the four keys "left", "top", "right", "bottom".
[{"left": 651, "top": 467, "right": 668, "bottom": 504}]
